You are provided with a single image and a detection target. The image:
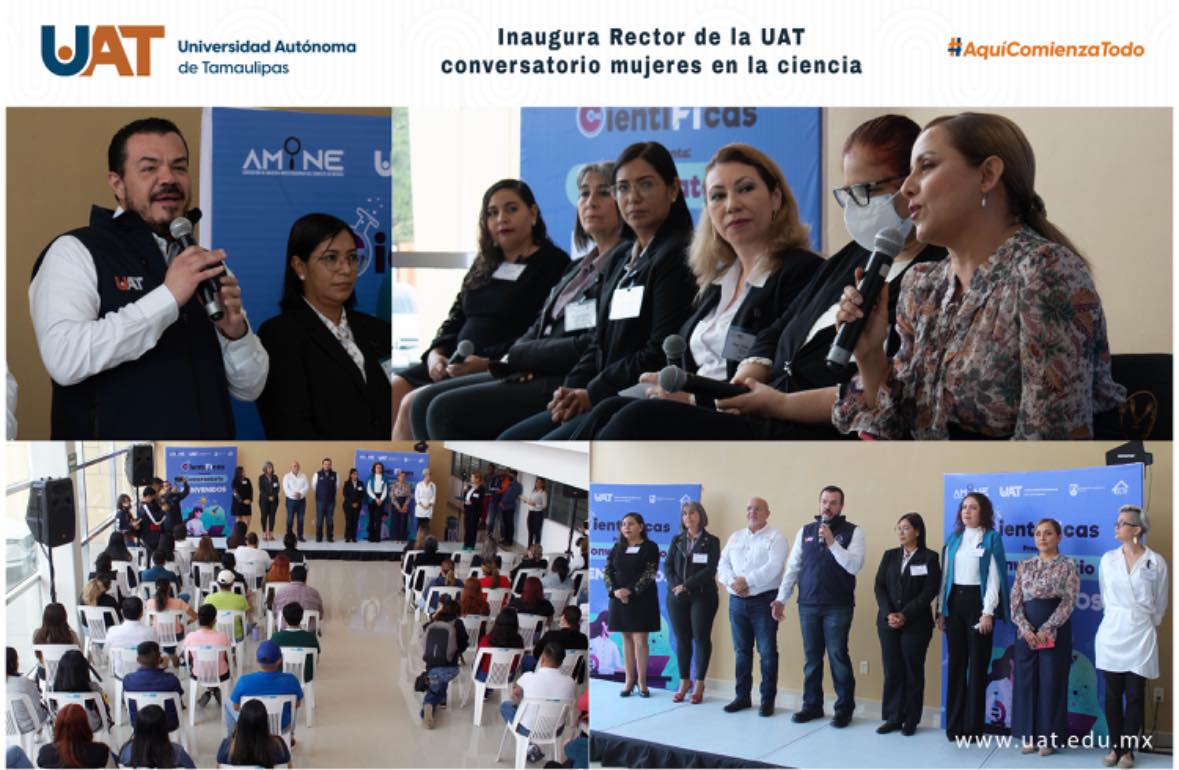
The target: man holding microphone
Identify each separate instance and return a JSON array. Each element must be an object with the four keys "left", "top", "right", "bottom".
[
  {"left": 772, "top": 486, "right": 865, "bottom": 727},
  {"left": 29, "top": 117, "right": 267, "bottom": 439}
]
